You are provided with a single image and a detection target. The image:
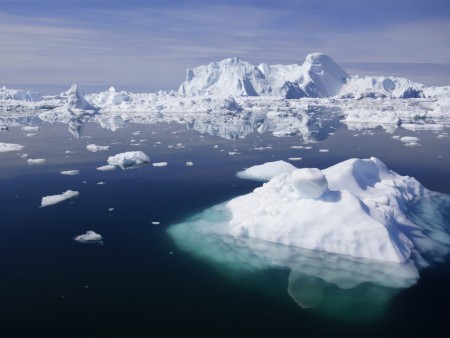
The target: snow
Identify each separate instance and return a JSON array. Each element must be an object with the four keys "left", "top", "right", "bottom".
[
  {"left": 237, "top": 160, "right": 297, "bottom": 181},
  {"left": 0, "top": 142, "right": 24, "bottom": 153},
  {"left": 87, "top": 144, "right": 110, "bottom": 152},
  {"left": 107, "top": 151, "right": 150, "bottom": 169},
  {"left": 290, "top": 168, "right": 328, "bottom": 199},
  {"left": 60, "top": 170, "right": 79, "bottom": 175},
  {"left": 40, "top": 190, "right": 79, "bottom": 207},
  {"left": 74, "top": 230, "right": 103, "bottom": 244}
]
